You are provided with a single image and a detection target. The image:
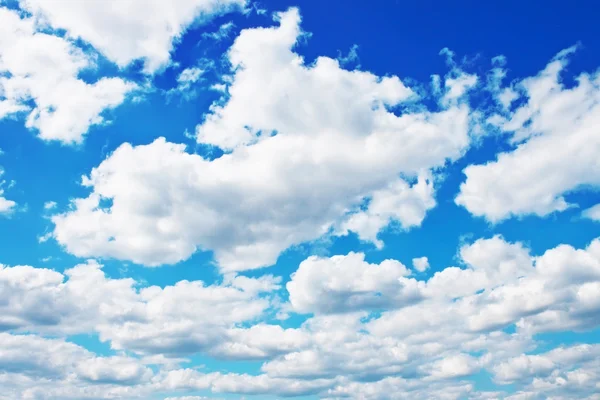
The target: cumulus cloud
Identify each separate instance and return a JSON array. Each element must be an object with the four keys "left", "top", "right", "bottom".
[
  {"left": 0, "top": 333, "right": 154, "bottom": 399},
  {"left": 0, "top": 194, "right": 14, "bottom": 215},
  {"left": 0, "top": 260, "right": 280, "bottom": 358},
  {"left": 583, "top": 203, "right": 600, "bottom": 221},
  {"left": 456, "top": 46, "right": 600, "bottom": 221},
  {"left": 43, "top": 201, "right": 57, "bottom": 210},
  {"left": 0, "top": 166, "right": 16, "bottom": 215},
  {"left": 412, "top": 256, "right": 430, "bottom": 272},
  {"left": 253, "top": 237, "right": 598, "bottom": 392},
  {"left": 50, "top": 8, "right": 476, "bottom": 271},
  {"left": 0, "top": 6, "right": 136, "bottom": 143},
  {"left": 492, "top": 344, "right": 600, "bottom": 399},
  {"left": 18, "top": 0, "right": 246, "bottom": 74},
  {"left": 370, "top": 236, "right": 600, "bottom": 339},
  {"left": 1, "top": 237, "right": 600, "bottom": 398},
  {"left": 338, "top": 175, "right": 436, "bottom": 248}
]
